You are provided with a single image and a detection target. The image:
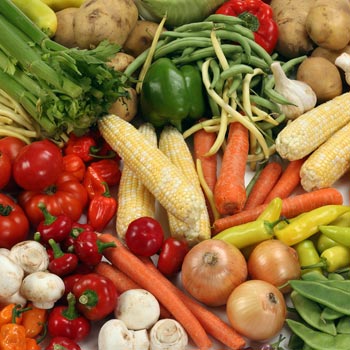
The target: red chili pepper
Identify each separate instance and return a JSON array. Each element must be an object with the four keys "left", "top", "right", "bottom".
[
  {"left": 72, "top": 273, "right": 118, "bottom": 321},
  {"left": 82, "top": 166, "right": 106, "bottom": 200},
  {"left": 89, "top": 159, "right": 121, "bottom": 187},
  {"left": 215, "top": 0, "right": 278, "bottom": 54},
  {"left": 45, "top": 336, "right": 81, "bottom": 350},
  {"left": 62, "top": 154, "right": 86, "bottom": 182},
  {"left": 73, "top": 230, "right": 116, "bottom": 267},
  {"left": 48, "top": 239, "right": 79, "bottom": 276},
  {"left": 36, "top": 203, "right": 73, "bottom": 243},
  {"left": 47, "top": 292, "right": 91, "bottom": 342},
  {"left": 64, "top": 133, "right": 97, "bottom": 163},
  {"left": 157, "top": 237, "right": 190, "bottom": 276},
  {"left": 87, "top": 183, "right": 117, "bottom": 232}
]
